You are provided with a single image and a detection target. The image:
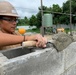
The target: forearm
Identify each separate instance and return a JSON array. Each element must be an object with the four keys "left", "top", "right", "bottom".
[
  {"left": 0, "top": 33, "right": 24, "bottom": 47},
  {"left": 0, "top": 33, "right": 47, "bottom": 48},
  {"left": 25, "top": 35, "right": 36, "bottom": 41},
  {"left": 25, "top": 34, "right": 45, "bottom": 41}
]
